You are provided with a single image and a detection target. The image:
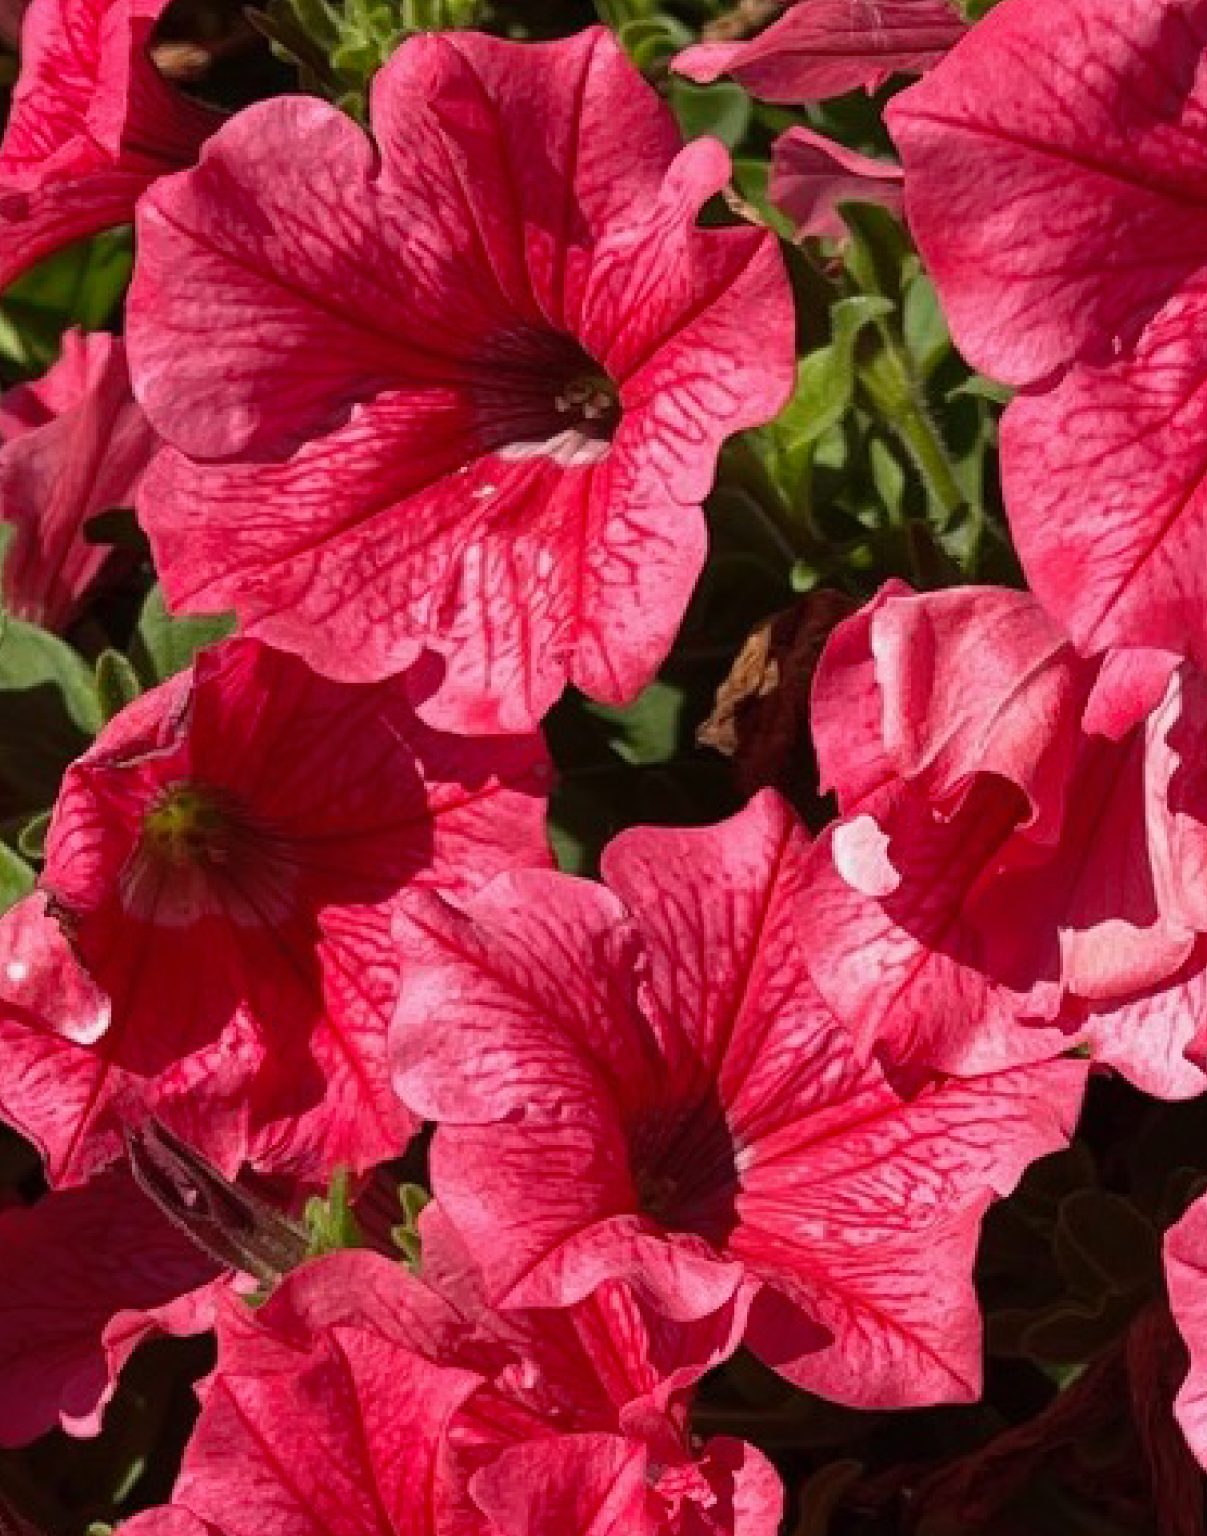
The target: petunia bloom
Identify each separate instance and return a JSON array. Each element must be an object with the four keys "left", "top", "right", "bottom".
[
  {"left": 0, "top": 1163, "right": 222, "bottom": 1446},
  {"left": 887, "top": 0, "right": 1207, "bottom": 666},
  {"left": 126, "top": 26, "right": 795, "bottom": 734},
  {"left": 0, "top": 0, "right": 218, "bottom": 290},
  {"left": 0, "top": 327, "right": 158, "bottom": 630},
  {"left": 391, "top": 789, "right": 1085, "bottom": 1408},
  {"left": 1166, "top": 1194, "right": 1207, "bottom": 1472},
  {"left": 674, "top": 0, "right": 964, "bottom": 105},
  {"left": 0, "top": 635, "right": 551, "bottom": 1186},
  {"left": 121, "top": 1252, "right": 483, "bottom": 1536},
  {"left": 770, "top": 126, "right": 904, "bottom": 243},
  {"left": 417, "top": 1207, "right": 779, "bottom": 1536},
  {"left": 123, "top": 1223, "right": 781, "bottom": 1536},
  {"left": 804, "top": 580, "right": 1207, "bottom": 1100}
]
